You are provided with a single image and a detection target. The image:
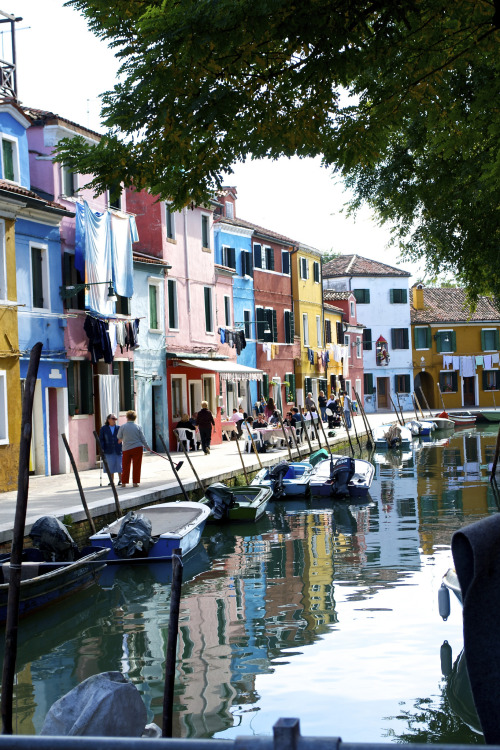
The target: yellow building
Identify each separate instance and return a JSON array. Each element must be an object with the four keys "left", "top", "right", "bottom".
[
  {"left": 0, "top": 217, "right": 21, "bottom": 491},
  {"left": 323, "top": 302, "right": 344, "bottom": 394},
  {"left": 411, "top": 285, "right": 500, "bottom": 410},
  {"left": 291, "top": 244, "right": 327, "bottom": 404}
]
